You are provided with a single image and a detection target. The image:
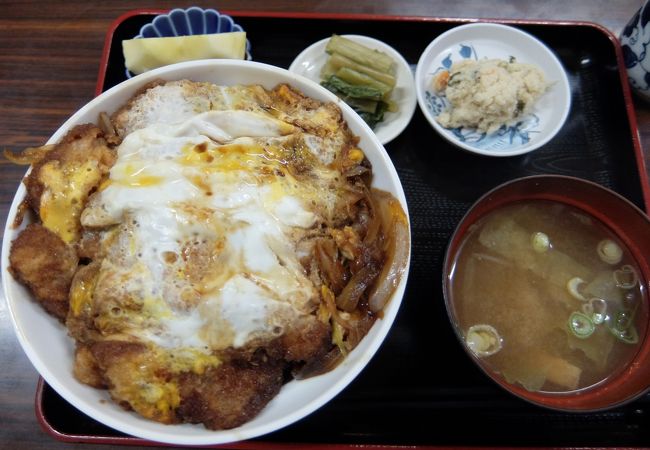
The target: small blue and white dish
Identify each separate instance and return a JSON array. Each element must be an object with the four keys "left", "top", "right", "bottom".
[
  {"left": 415, "top": 23, "right": 571, "bottom": 157},
  {"left": 125, "top": 7, "right": 251, "bottom": 78},
  {"left": 621, "top": 0, "right": 650, "bottom": 102}
]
